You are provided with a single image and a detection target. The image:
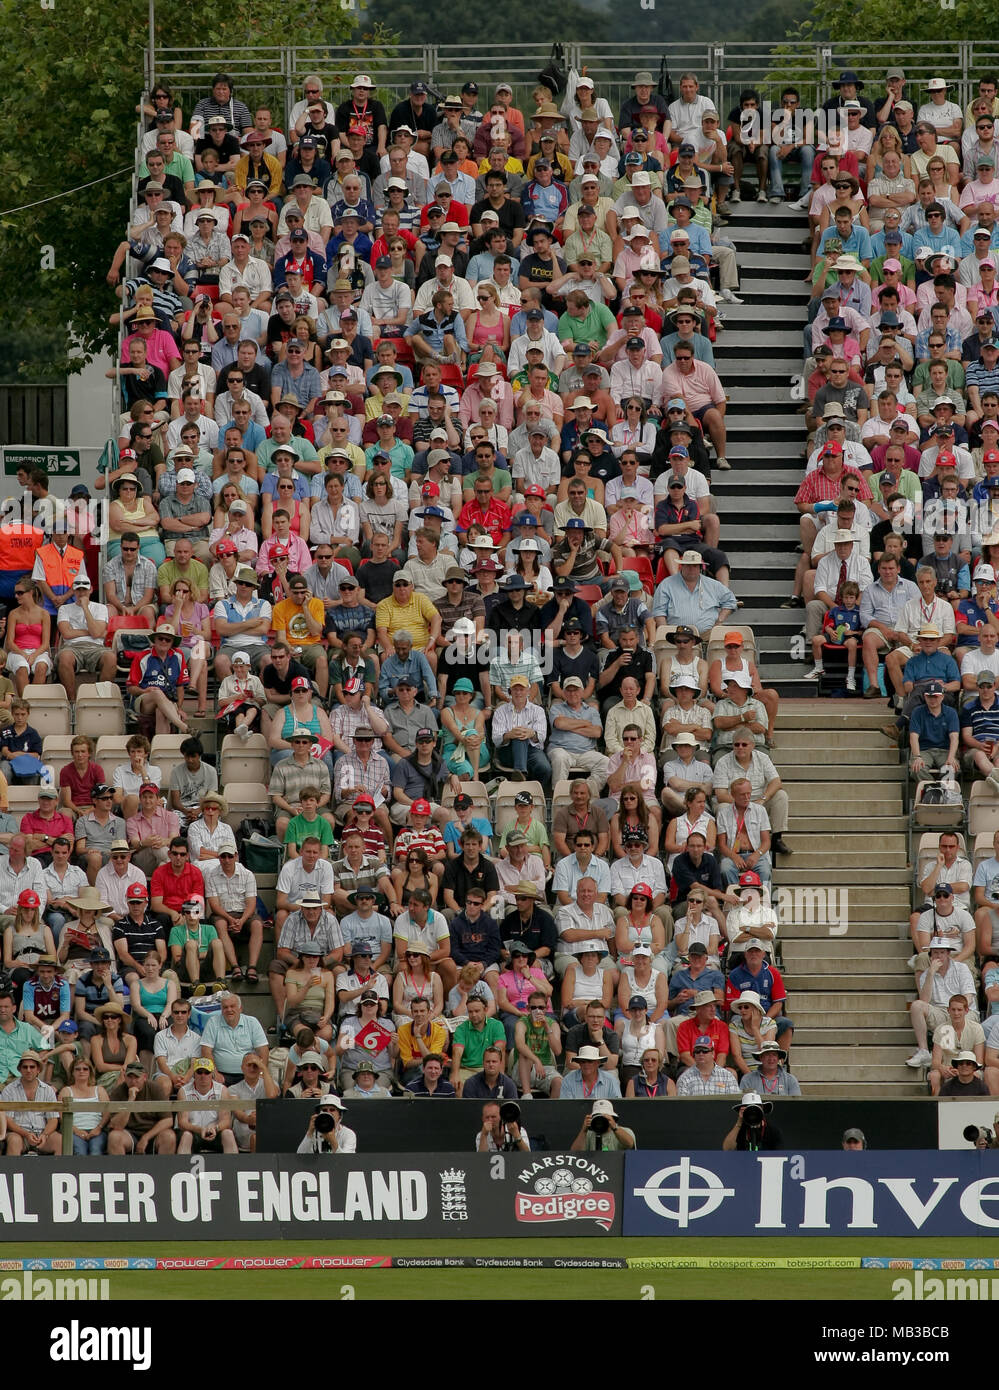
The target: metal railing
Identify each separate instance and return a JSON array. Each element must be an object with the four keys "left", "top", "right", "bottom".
[
  {"left": 0, "top": 1097, "right": 257, "bottom": 1157},
  {"left": 144, "top": 40, "right": 999, "bottom": 134}
]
